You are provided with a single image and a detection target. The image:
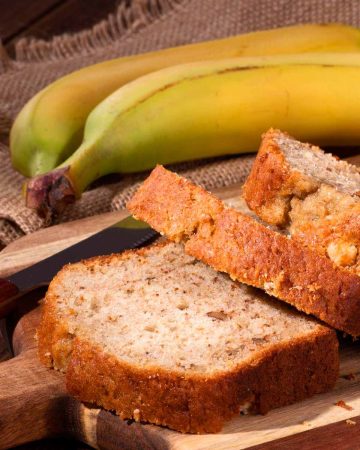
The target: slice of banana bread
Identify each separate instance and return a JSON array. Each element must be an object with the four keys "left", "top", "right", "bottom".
[
  {"left": 38, "top": 242, "right": 338, "bottom": 434},
  {"left": 127, "top": 165, "right": 360, "bottom": 336},
  {"left": 243, "top": 129, "right": 360, "bottom": 275}
]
